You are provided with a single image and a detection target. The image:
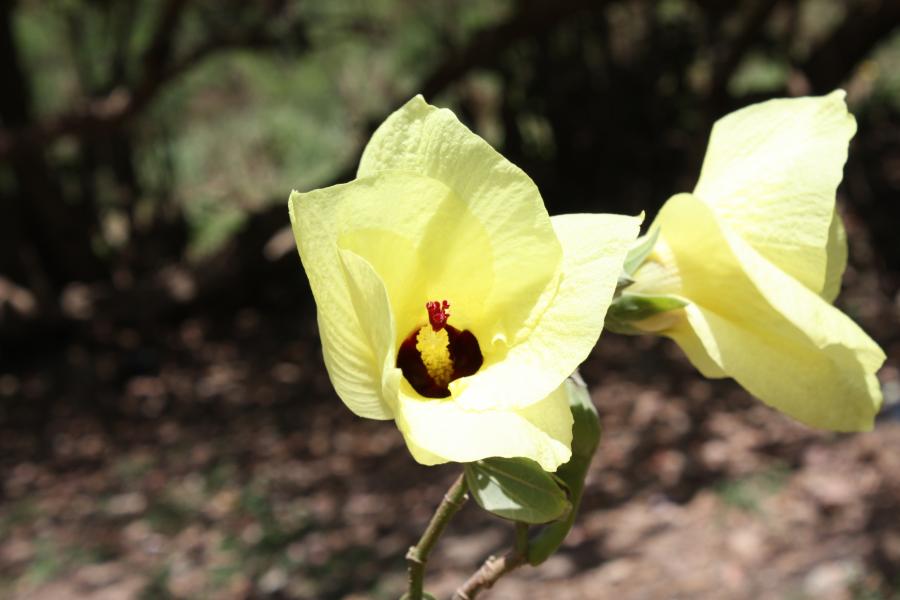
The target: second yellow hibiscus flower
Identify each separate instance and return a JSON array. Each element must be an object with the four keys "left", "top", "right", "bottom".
[{"left": 618, "top": 91, "right": 885, "bottom": 431}]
